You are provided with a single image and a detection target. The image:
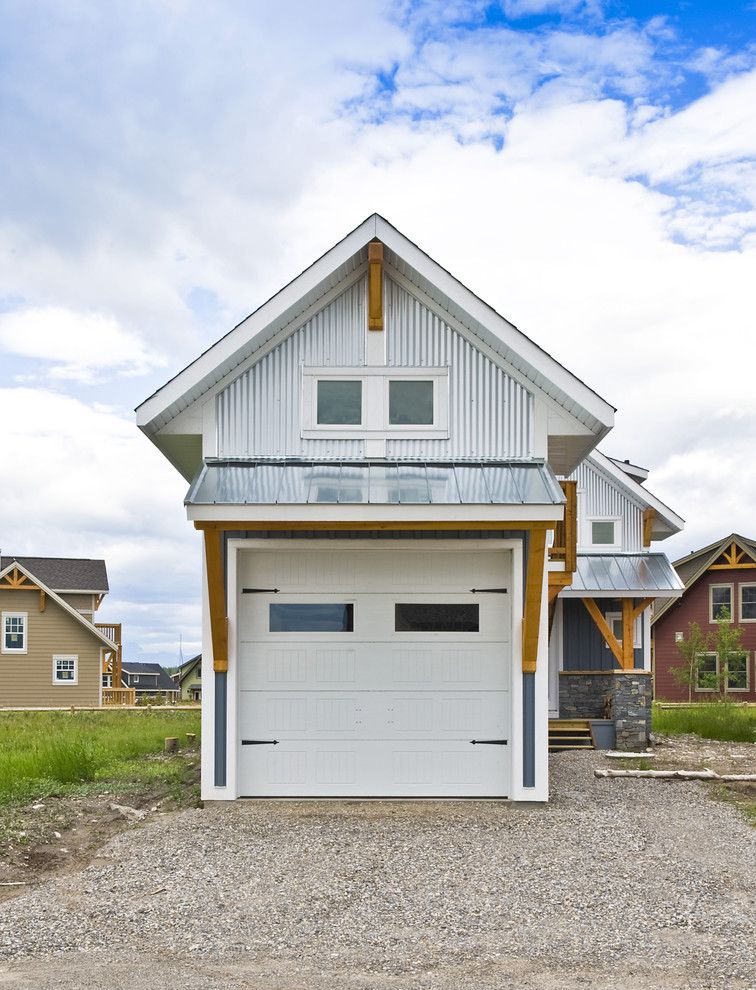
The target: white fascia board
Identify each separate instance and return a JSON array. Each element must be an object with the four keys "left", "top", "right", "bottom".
[
  {"left": 186, "top": 503, "right": 564, "bottom": 524},
  {"left": 590, "top": 451, "right": 685, "bottom": 535},
  {"left": 374, "top": 216, "right": 615, "bottom": 432},
  {"left": 136, "top": 216, "right": 379, "bottom": 432},
  {"left": 0, "top": 562, "right": 118, "bottom": 650}
]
